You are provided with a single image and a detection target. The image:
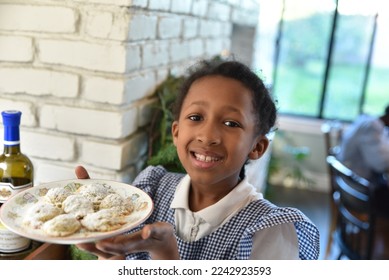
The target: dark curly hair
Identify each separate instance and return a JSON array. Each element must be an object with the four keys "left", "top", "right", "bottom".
[{"left": 172, "top": 59, "right": 277, "bottom": 136}]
